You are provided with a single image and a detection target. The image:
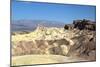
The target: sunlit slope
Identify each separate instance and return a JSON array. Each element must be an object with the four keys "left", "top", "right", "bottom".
[
  {"left": 12, "top": 26, "right": 75, "bottom": 45},
  {"left": 12, "top": 26, "right": 76, "bottom": 56}
]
